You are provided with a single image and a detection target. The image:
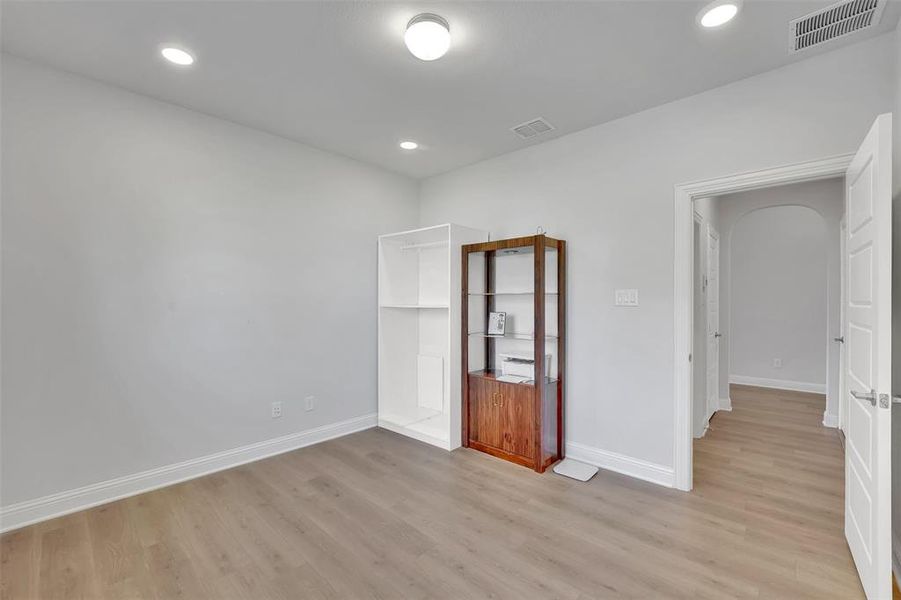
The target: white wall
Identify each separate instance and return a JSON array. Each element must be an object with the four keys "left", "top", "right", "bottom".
[
  {"left": 728, "top": 205, "right": 828, "bottom": 387},
  {"left": 419, "top": 34, "right": 893, "bottom": 475},
  {"left": 0, "top": 55, "right": 419, "bottom": 508},
  {"left": 714, "top": 179, "right": 844, "bottom": 423}
]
